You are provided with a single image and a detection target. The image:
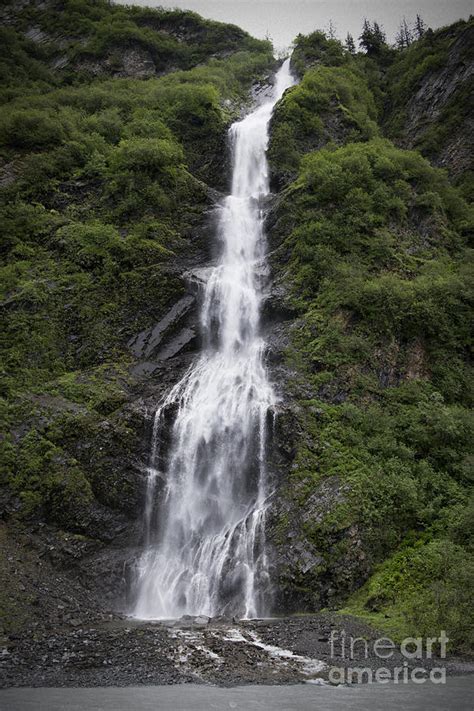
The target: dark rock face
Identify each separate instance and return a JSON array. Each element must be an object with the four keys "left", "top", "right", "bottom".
[
  {"left": 128, "top": 295, "right": 199, "bottom": 375},
  {"left": 262, "top": 312, "right": 368, "bottom": 613},
  {"left": 391, "top": 23, "right": 474, "bottom": 179},
  {"left": 75, "top": 48, "right": 158, "bottom": 79}
]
